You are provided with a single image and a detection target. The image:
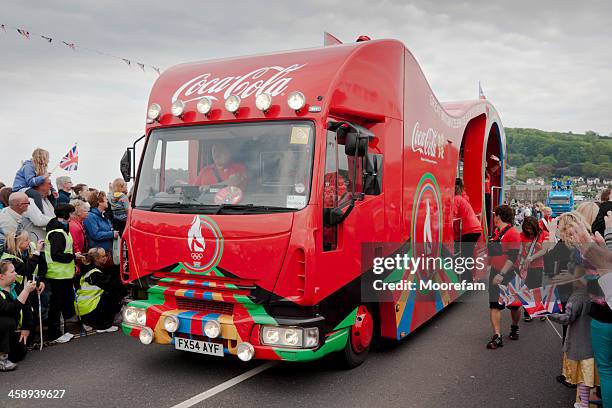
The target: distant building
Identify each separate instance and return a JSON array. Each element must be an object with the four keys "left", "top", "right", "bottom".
[
  {"left": 505, "top": 183, "right": 551, "bottom": 203},
  {"left": 587, "top": 178, "right": 601, "bottom": 185}
]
